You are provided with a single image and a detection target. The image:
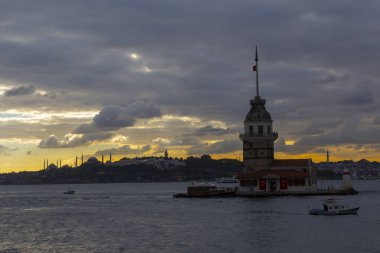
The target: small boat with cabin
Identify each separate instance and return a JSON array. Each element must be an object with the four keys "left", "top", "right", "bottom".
[{"left": 308, "top": 199, "right": 359, "bottom": 215}]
